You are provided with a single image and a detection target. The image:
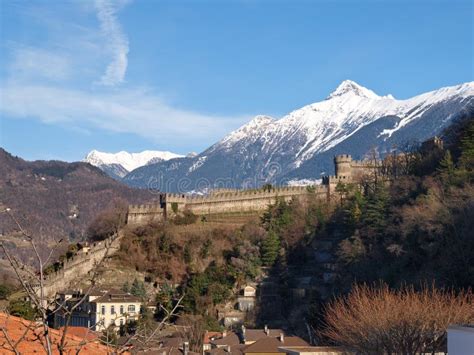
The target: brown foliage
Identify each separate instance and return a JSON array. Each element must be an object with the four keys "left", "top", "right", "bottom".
[
  {"left": 0, "top": 148, "right": 155, "bottom": 261},
  {"left": 321, "top": 283, "right": 474, "bottom": 354},
  {"left": 86, "top": 199, "right": 128, "bottom": 241},
  {"left": 117, "top": 221, "right": 246, "bottom": 283}
]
